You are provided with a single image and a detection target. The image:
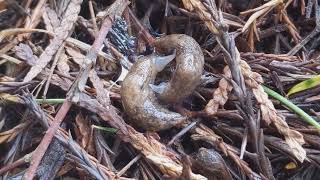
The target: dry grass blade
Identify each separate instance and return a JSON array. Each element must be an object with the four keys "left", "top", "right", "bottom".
[
  {"left": 182, "top": 0, "right": 219, "bottom": 35},
  {"left": 241, "top": 0, "right": 282, "bottom": 33},
  {"left": 0, "top": 122, "right": 29, "bottom": 144},
  {"left": 42, "top": 6, "right": 60, "bottom": 33},
  {"left": 0, "top": 28, "right": 51, "bottom": 43}
]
